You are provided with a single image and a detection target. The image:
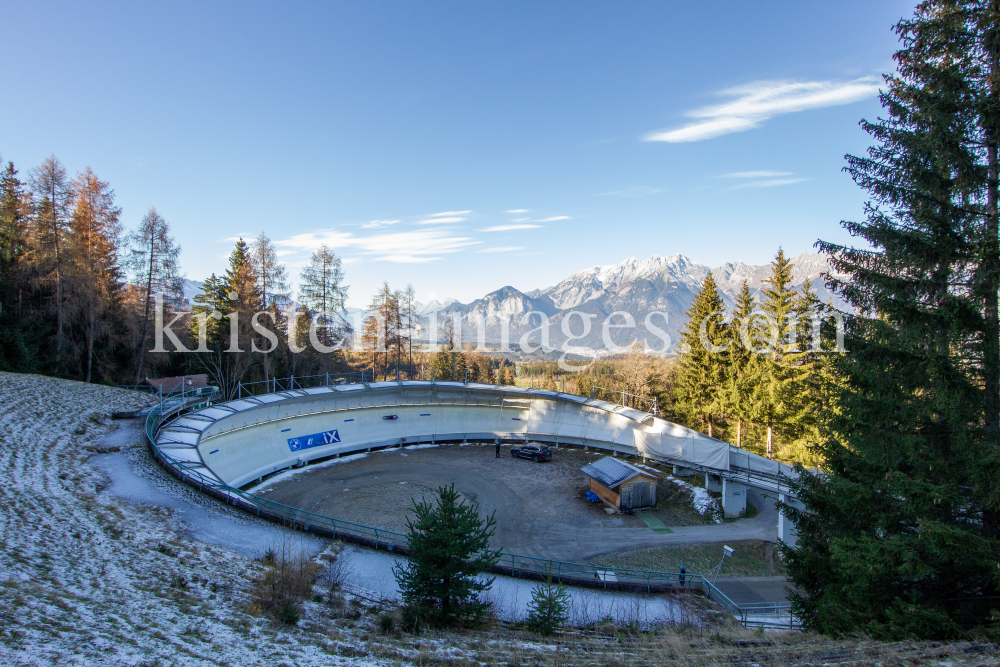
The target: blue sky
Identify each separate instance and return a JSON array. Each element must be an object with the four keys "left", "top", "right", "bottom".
[{"left": 1, "top": 1, "right": 914, "bottom": 307}]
